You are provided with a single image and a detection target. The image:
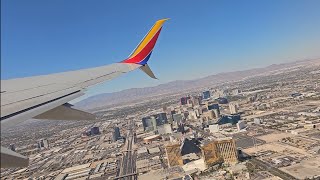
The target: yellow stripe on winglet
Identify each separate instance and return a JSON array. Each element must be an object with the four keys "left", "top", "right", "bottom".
[{"left": 129, "top": 18, "right": 169, "bottom": 58}]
